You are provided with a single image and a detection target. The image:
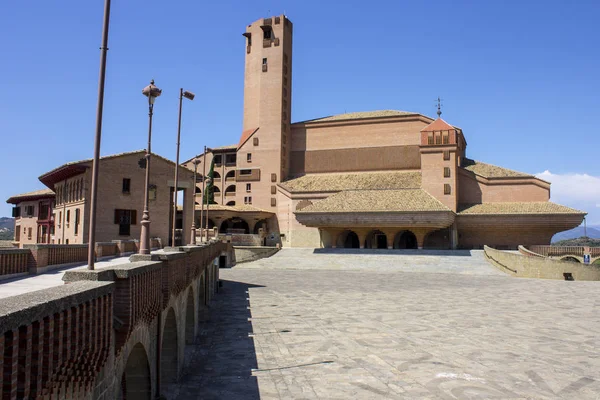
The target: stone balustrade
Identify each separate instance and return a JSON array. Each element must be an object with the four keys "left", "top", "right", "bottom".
[
  {"left": 24, "top": 244, "right": 88, "bottom": 274},
  {"left": 0, "top": 249, "right": 30, "bottom": 279},
  {"left": 527, "top": 245, "right": 584, "bottom": 257},
  {"left": 0, "top": 239, "right": 233, "bottom": 399}
]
